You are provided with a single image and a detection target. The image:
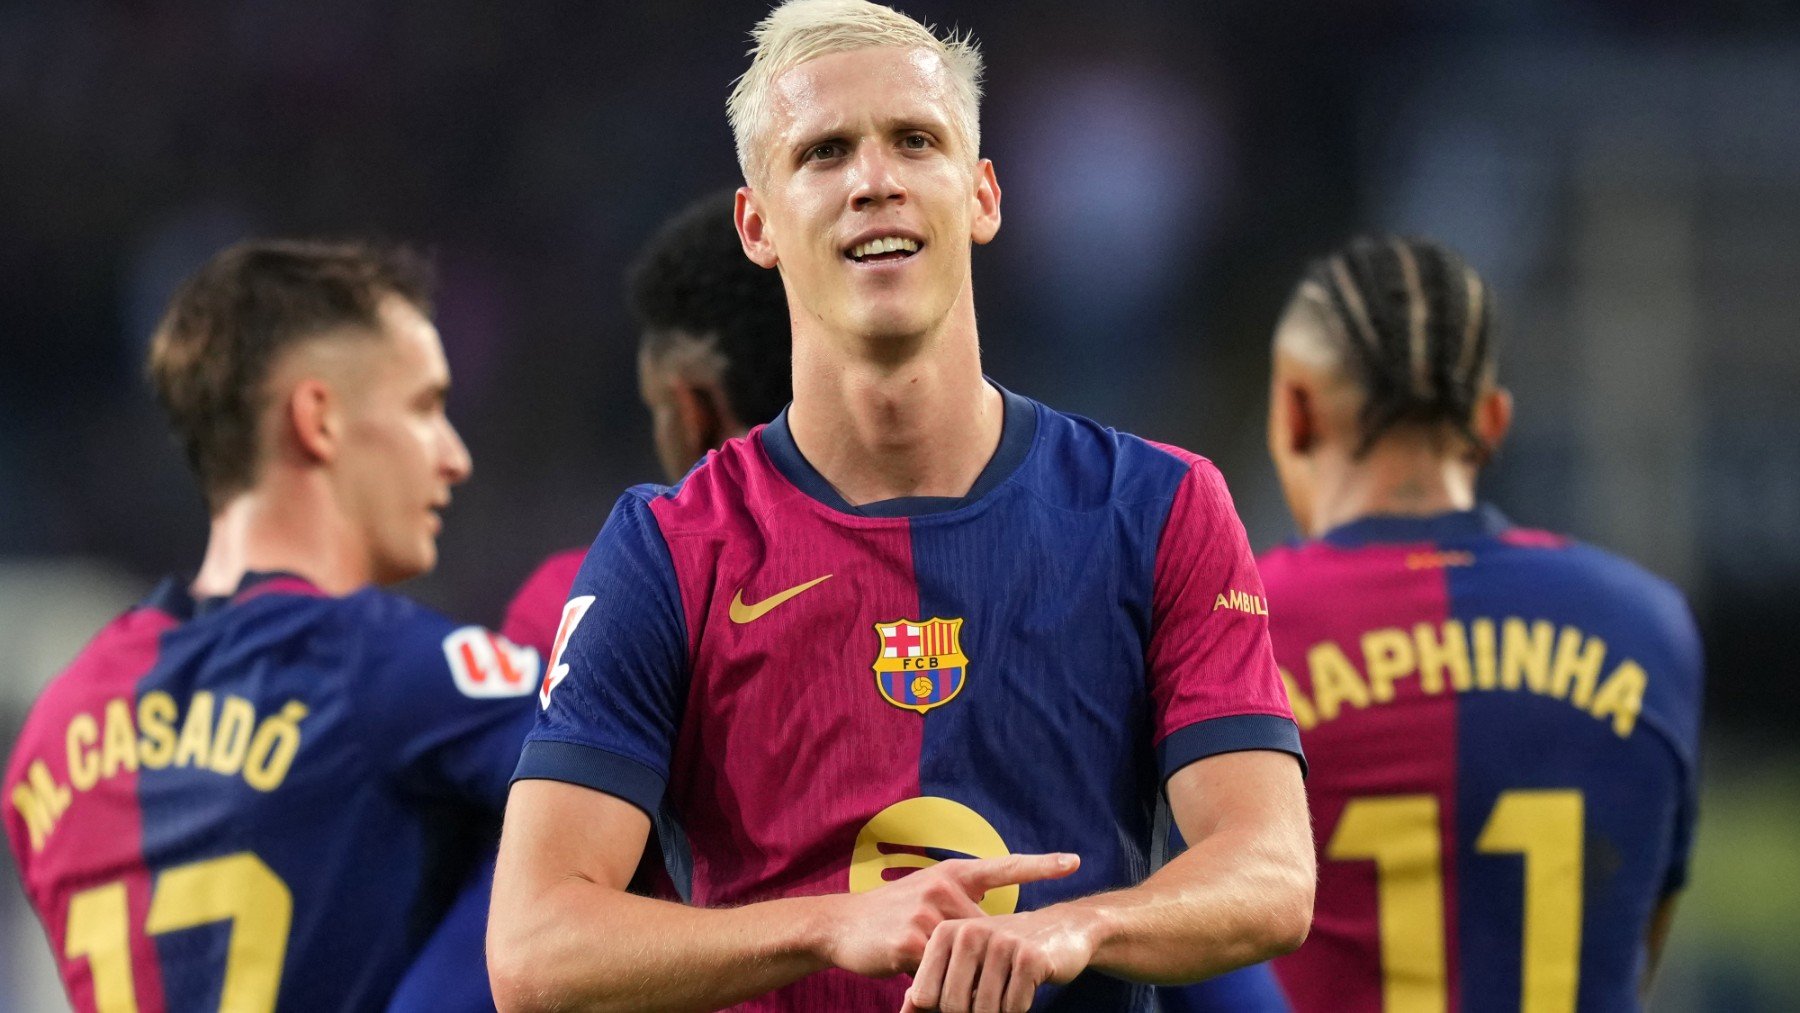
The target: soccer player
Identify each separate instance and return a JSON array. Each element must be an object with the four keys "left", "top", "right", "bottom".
[
  {"left": 384, "top": 189, "right": 798, "bottom": 1013},
  {"left": 487, "top": 2, "right": 1314, "bottom": 1011},
  {"left": 1258, "top": 236, "right": 1703, "bottom": 1011},
  {"left": 2, "top": 241, "right": 543, "bottom": 1012},
  {"left": 501, "top": 187, "right": 793, "bottom": 659}
]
